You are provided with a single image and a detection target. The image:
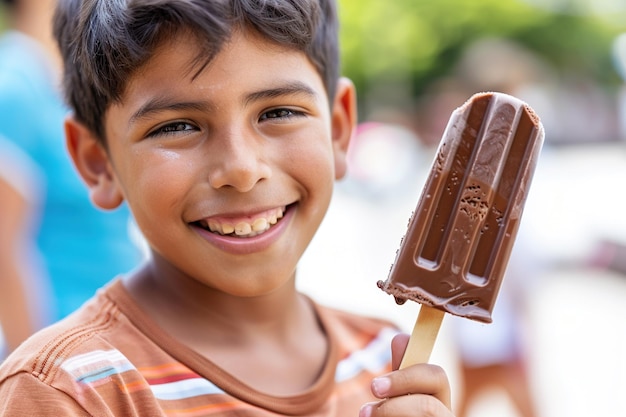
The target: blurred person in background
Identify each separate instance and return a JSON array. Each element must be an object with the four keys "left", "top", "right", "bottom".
[
  {"left": 0, "top": 136, "right": 48, "bottom": 358},
  {"left": 450, "top": 233, "right": 541, "bottom": 417},
  {"left": 0, "top": 0, "right": 142, "bottom": 355}
]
